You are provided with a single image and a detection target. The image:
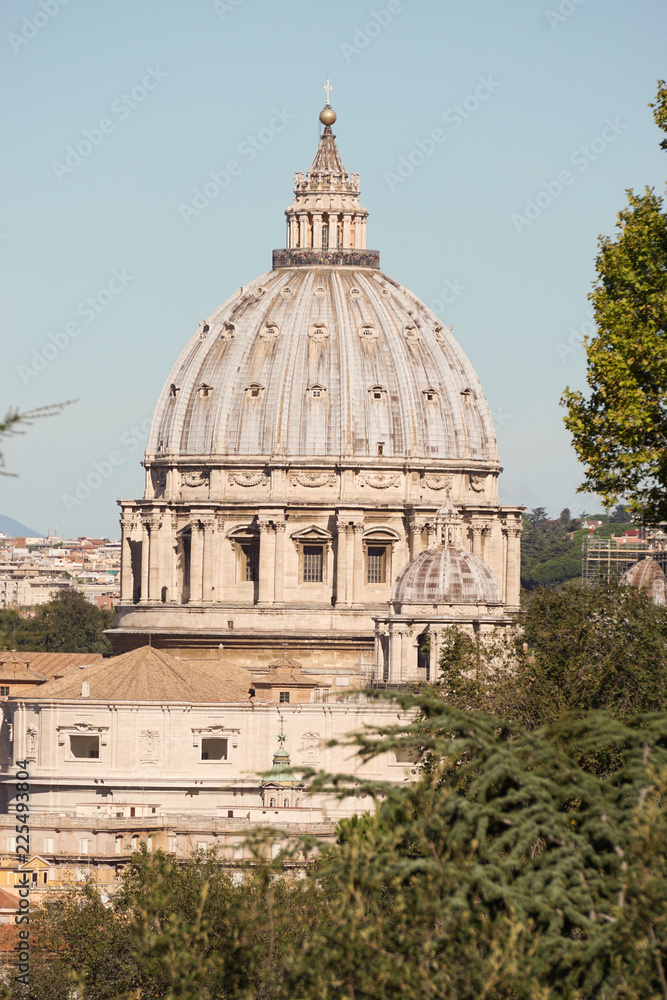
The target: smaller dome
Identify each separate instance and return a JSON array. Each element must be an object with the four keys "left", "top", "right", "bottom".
[
  {"left": 391, "top": 547, "right": 502, "bottom": 606},
  {"left": 621, "top": 556, "right": 667, "bottom": 605}
]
